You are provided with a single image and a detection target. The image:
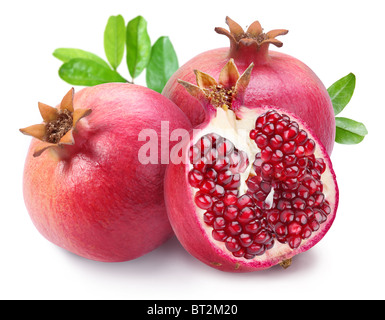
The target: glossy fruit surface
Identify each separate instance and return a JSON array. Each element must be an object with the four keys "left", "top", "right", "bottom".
[{"left": 21, "top": 83, "right": 192, "bottom": 262}]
